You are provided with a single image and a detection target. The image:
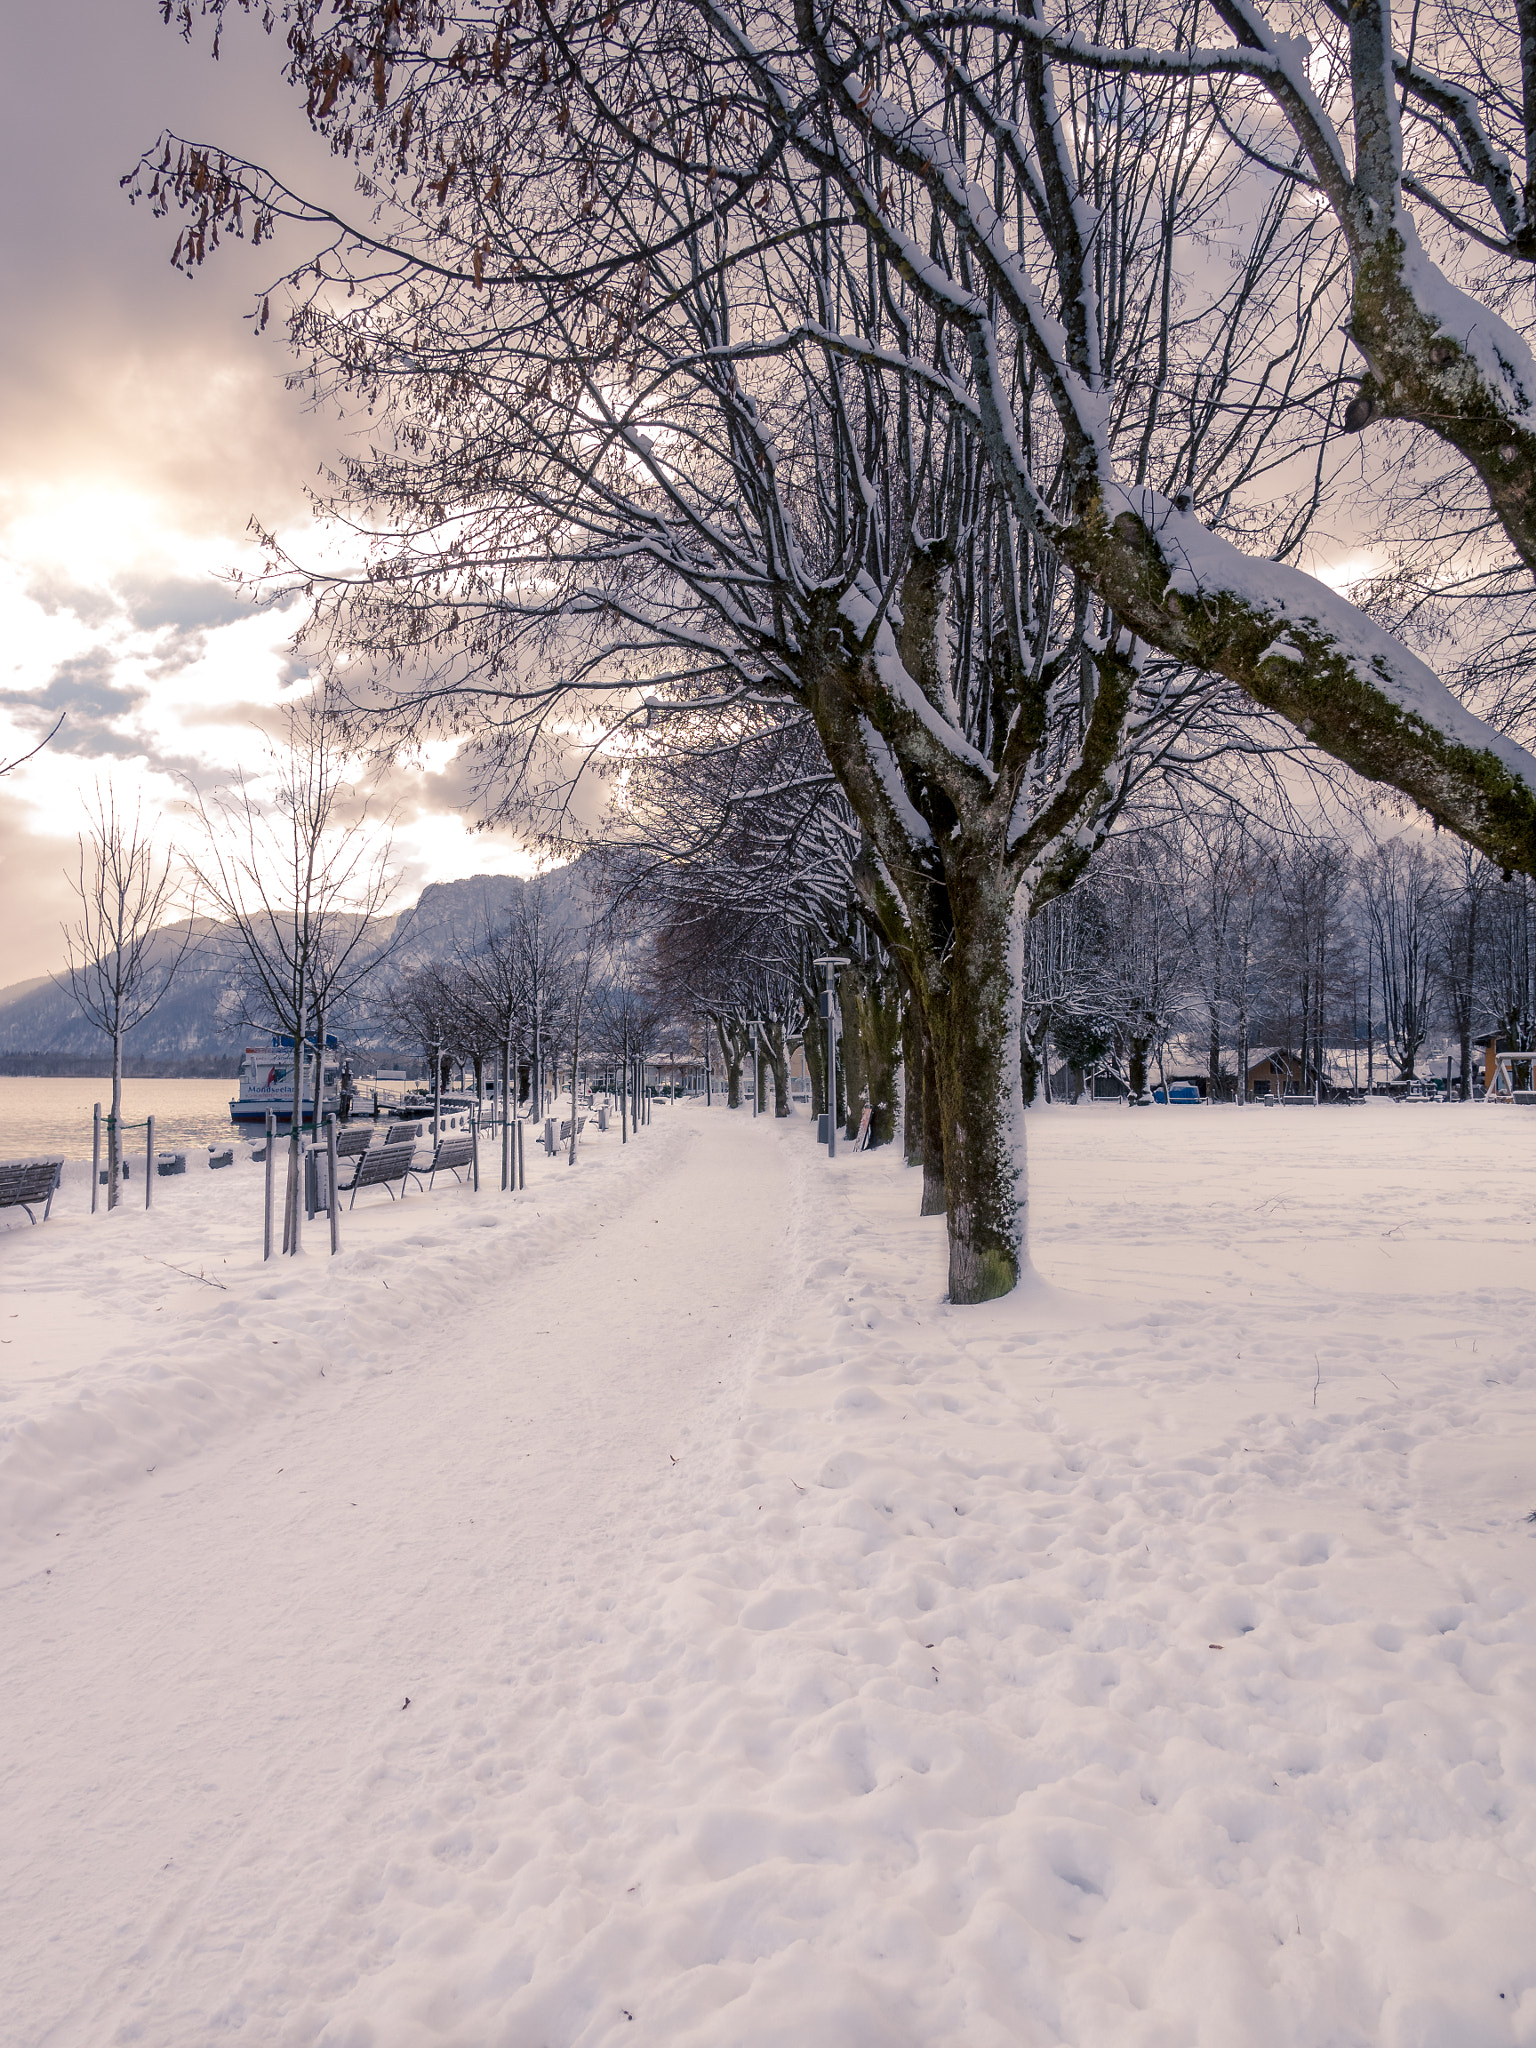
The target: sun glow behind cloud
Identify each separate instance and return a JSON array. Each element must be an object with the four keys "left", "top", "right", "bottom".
[{"left": 0, "top": 481, "right": 544, "bottom": 981}]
